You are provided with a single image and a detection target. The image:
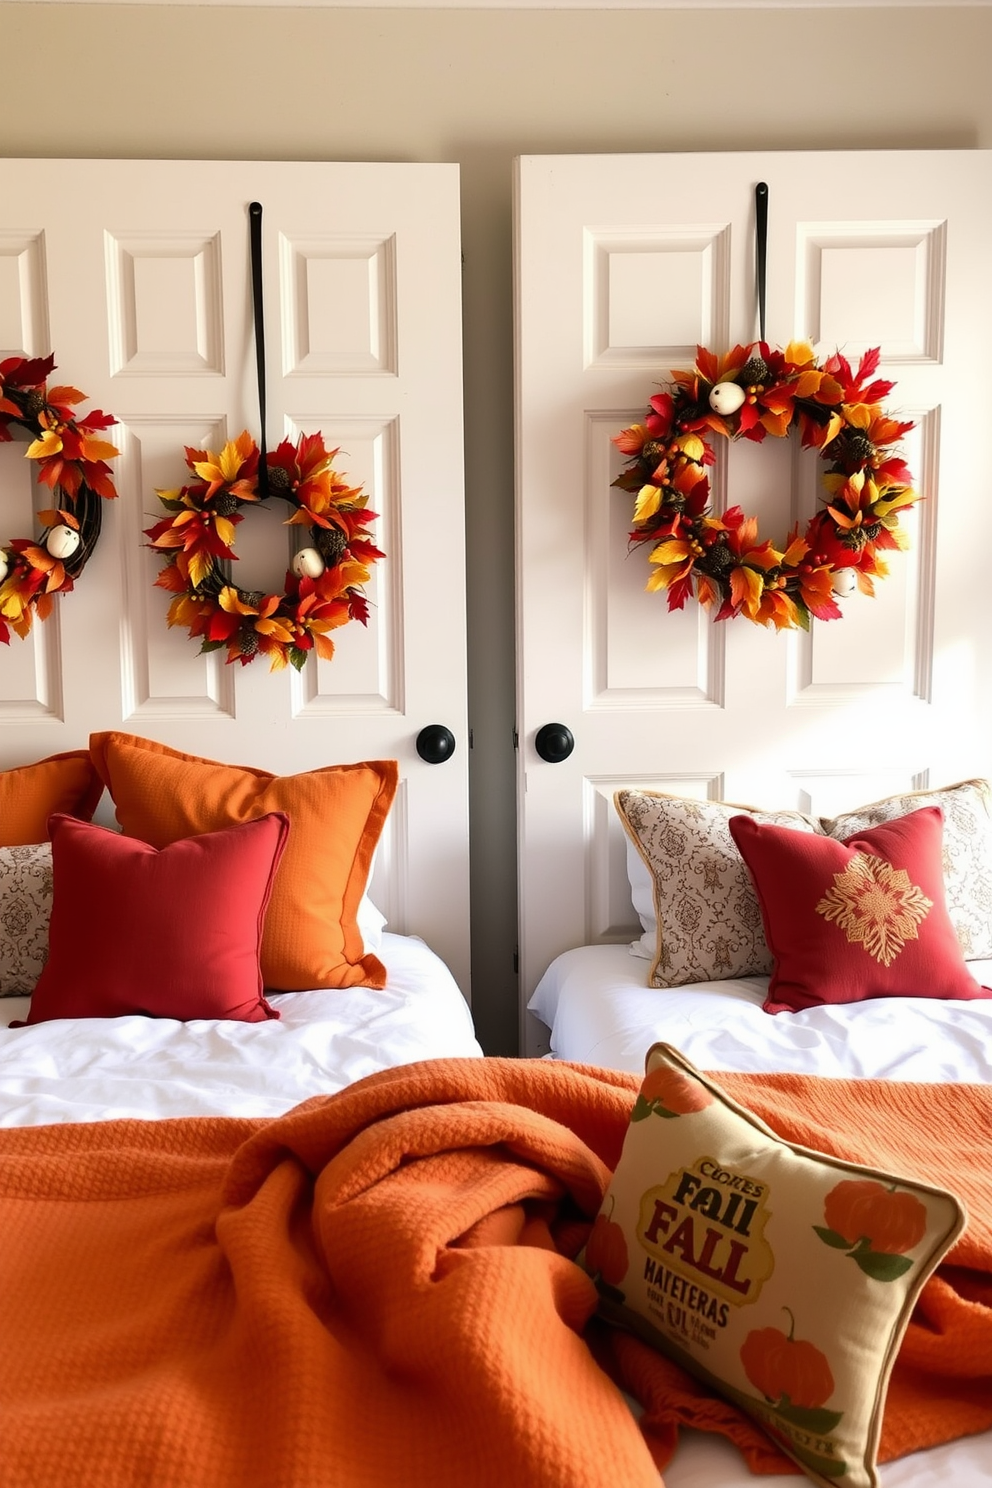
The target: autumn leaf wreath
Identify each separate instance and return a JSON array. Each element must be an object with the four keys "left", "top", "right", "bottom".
[
  {"left": 145, "top": 431, "right": 384, "bottom": 671},
  {"left": 0, "top": 354, "right": 119, "bottom": 646},
  {"left": 613, "top": 342, "right": 919, "bottom": 633}
]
